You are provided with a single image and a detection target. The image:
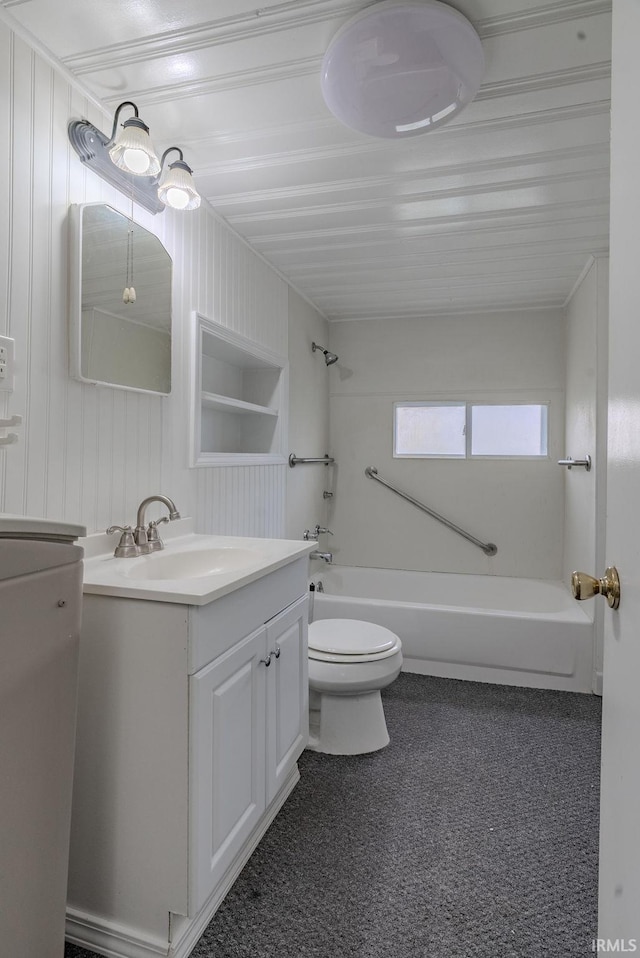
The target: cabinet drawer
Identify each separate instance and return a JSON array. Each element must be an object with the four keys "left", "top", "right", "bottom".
[{"left": 188, "top": 556, "right": 308, "bottom": 673}]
